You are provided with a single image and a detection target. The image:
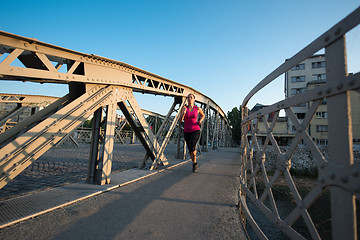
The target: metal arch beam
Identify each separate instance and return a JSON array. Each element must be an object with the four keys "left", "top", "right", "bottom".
[
  {"left": 0, "top": 93, "right": 58, "bottom": 105},
  {"left": 0, "top": 30, "right": 229, "bottom": 125},
  {"left": 141, "top": 109, "right": 166, "bottom": 121}
]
